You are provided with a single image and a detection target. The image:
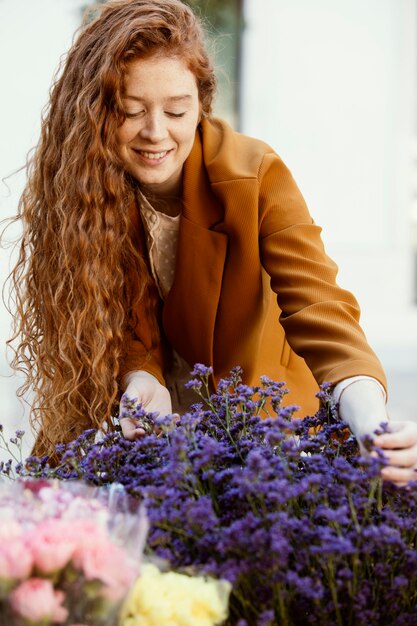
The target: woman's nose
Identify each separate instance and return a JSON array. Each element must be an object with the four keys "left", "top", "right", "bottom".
[{"left": 139, "top": 113, "right": 168, "bottom": 143}]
